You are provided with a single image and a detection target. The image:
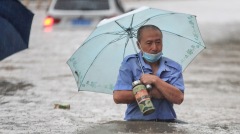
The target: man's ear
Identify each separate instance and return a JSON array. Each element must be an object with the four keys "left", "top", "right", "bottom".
[{"left": 136, "top": 41, "right": 140, "bottom": 49}]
